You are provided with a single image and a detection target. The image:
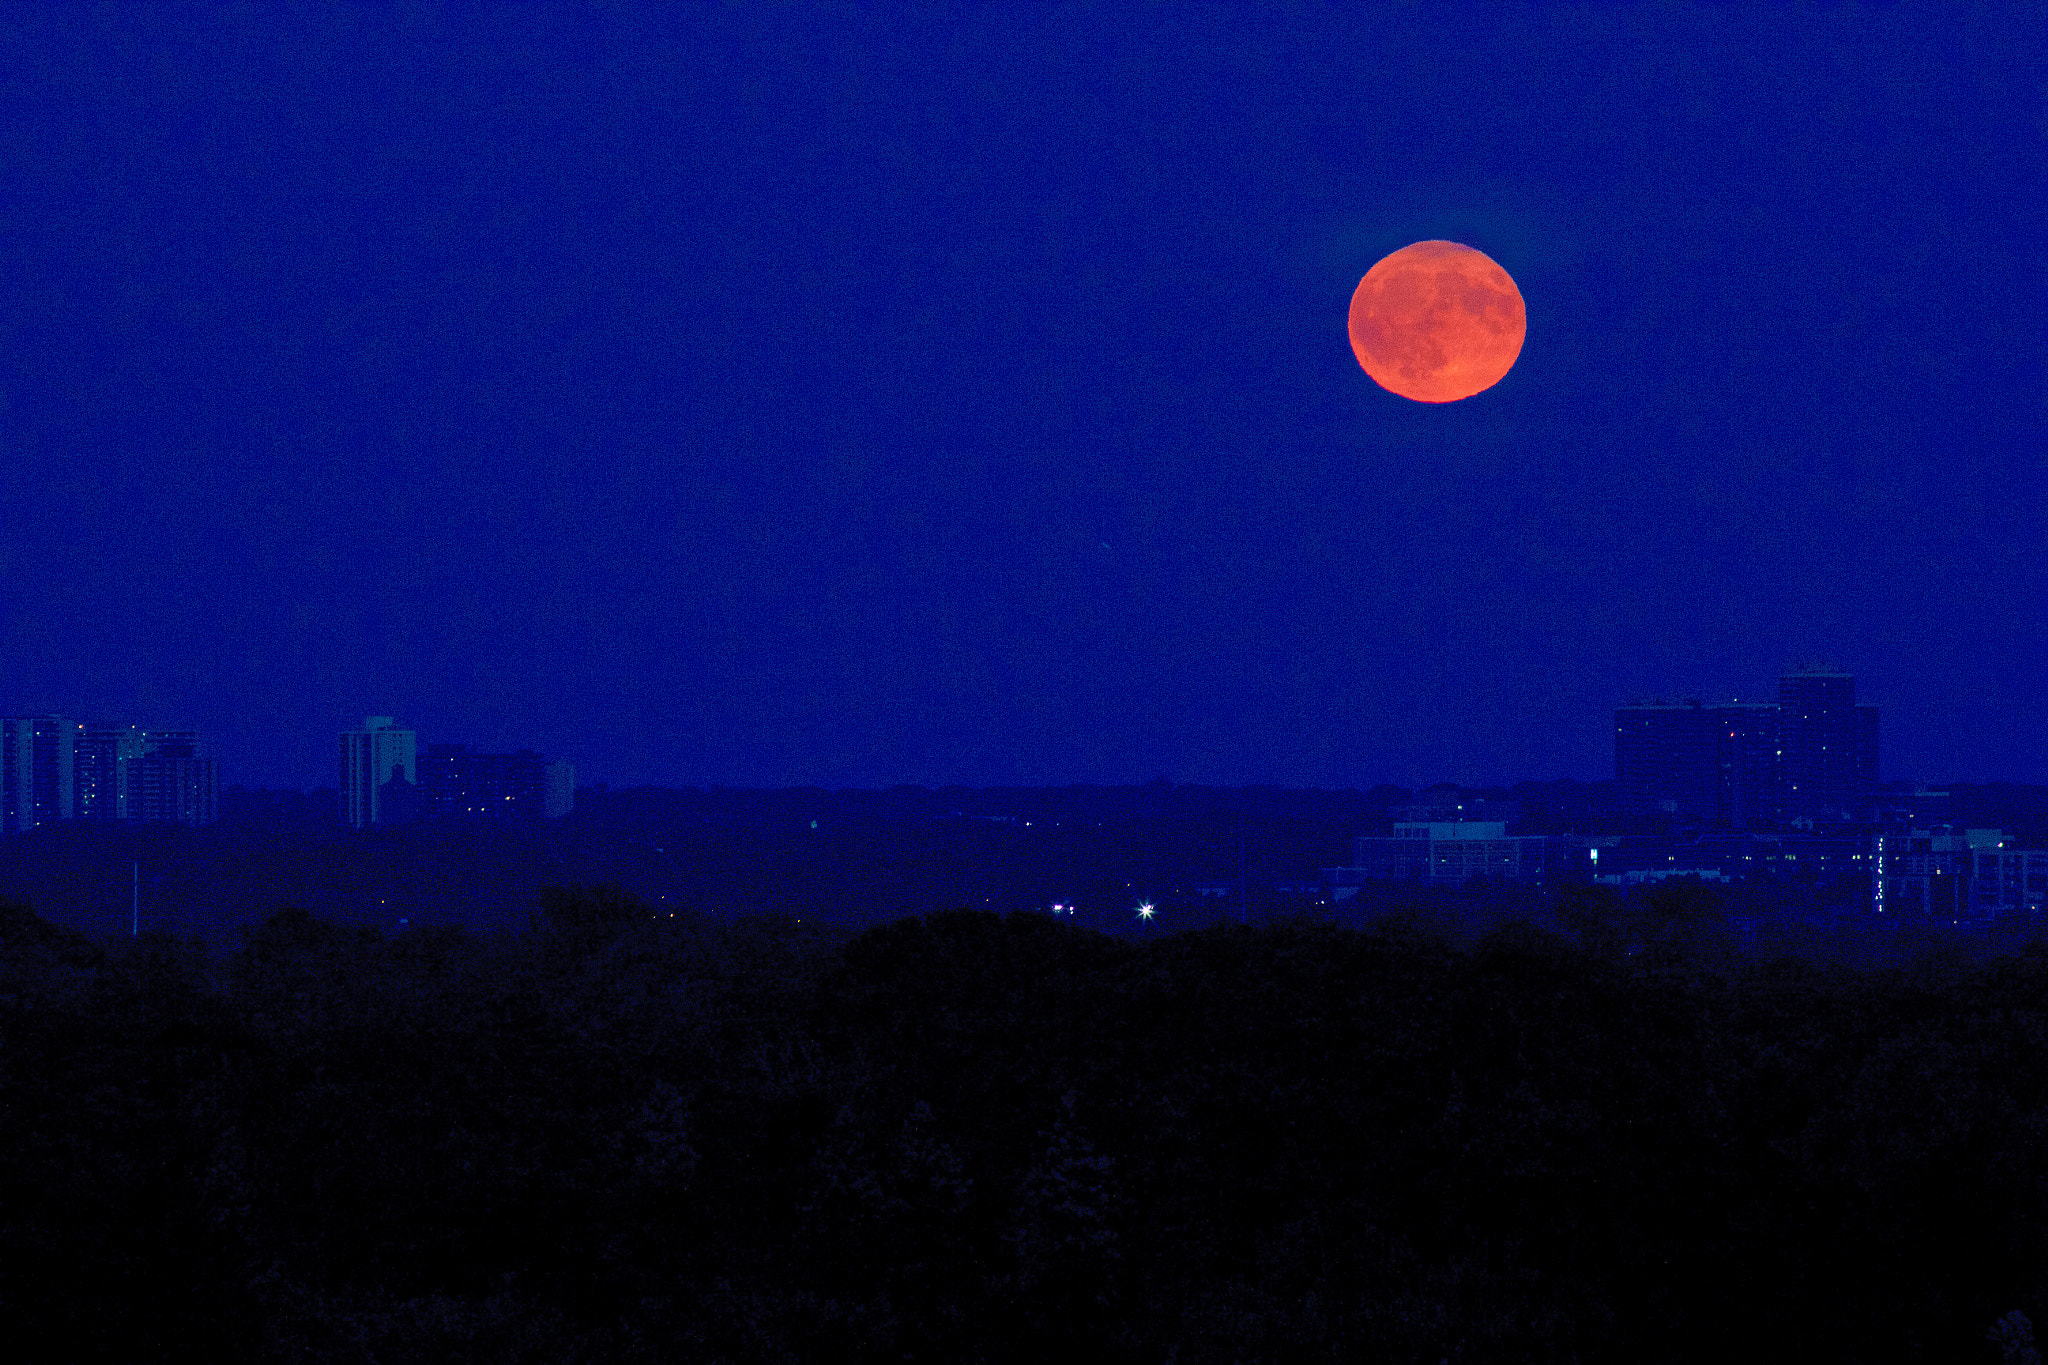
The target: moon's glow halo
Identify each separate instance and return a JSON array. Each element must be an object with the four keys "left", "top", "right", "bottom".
[{"left": 1348, "top": 241, "right": 1525, "bottom": 403}]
